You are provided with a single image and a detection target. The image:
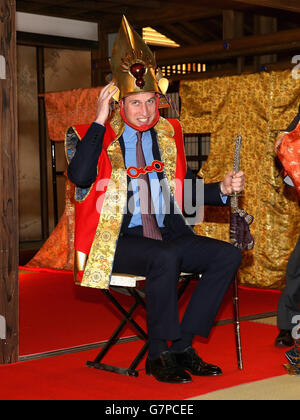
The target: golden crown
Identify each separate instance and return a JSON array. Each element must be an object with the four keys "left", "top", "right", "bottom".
[{"left": 110, "top": 16, "right": 169, "bottom": 100}]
